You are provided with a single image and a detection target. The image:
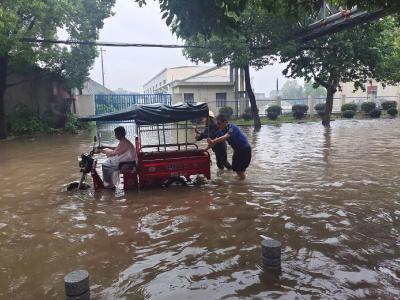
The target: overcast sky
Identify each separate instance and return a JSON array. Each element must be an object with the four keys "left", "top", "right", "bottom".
[{"left": 89, "top": 0, "right": 290, "bottom": 95}]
